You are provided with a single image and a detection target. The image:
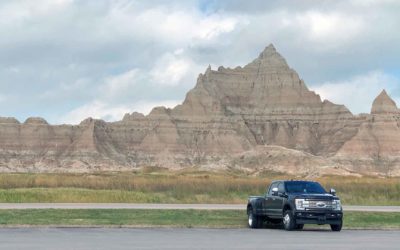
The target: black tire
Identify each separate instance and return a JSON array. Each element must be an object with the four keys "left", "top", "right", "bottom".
[
  {"left": 248, "top": 210, "right": 262, "bottom": 229},
  {"left": 283, "top": 210, "right": 296, "bottom": 231},
  {"left": 331, "top": 221, "right": 342, "bottom": 232},
  {"left": 296, "top": 224, "right": 304, "bottom": 230}
]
